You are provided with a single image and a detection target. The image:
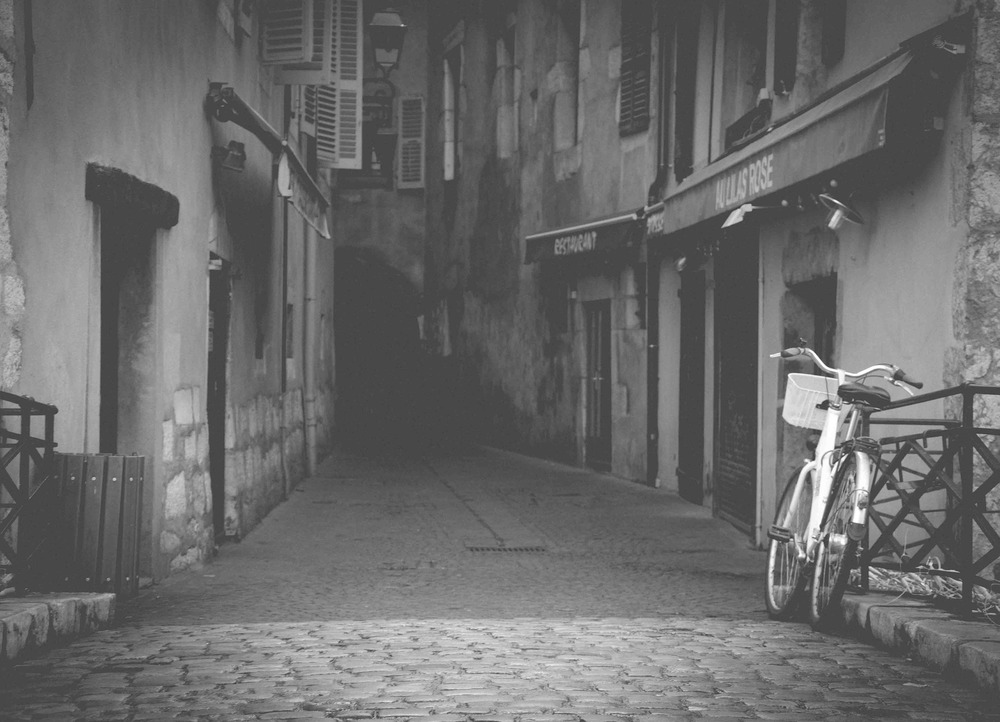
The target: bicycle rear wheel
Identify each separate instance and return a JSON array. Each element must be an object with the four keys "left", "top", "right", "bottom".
[
  {"left": 809, "top": 454, "right": 860, "bottom": 630},
  {"left": 765, "top": 466, "right": 811, "bottom": 620}
]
